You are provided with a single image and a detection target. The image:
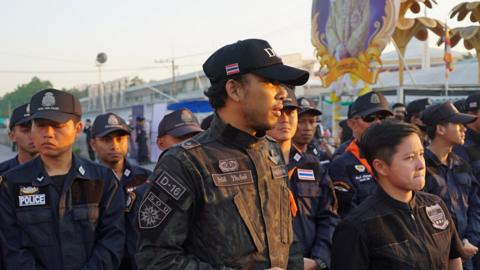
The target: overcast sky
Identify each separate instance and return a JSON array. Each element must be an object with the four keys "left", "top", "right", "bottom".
[{"left": 0, "top": 0, "right": 473, "bottom": 96}]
